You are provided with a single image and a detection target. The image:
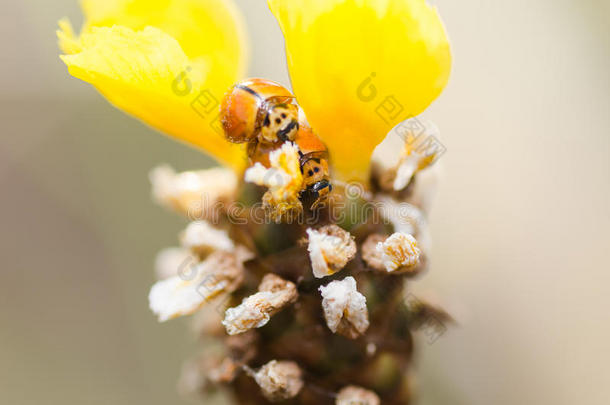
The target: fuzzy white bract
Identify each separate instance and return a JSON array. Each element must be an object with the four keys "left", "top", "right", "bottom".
[
  {"left": 249, "top": 360, "right": 303, "bottom": 402},
  {"left": 149, "top": 251, "right": 244, "bottom": 322},
  {"left": 319, "top": 276, "right": 369, "bottom": 339},
  {"left": 223, "top": 274, "right": 298, "bottom": 335},
  {"left": 376, "top": 232, "right": 421, "bottom": 272},
  {"left": 307, "top": 225, "right": 356, "bottom": 278}
]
